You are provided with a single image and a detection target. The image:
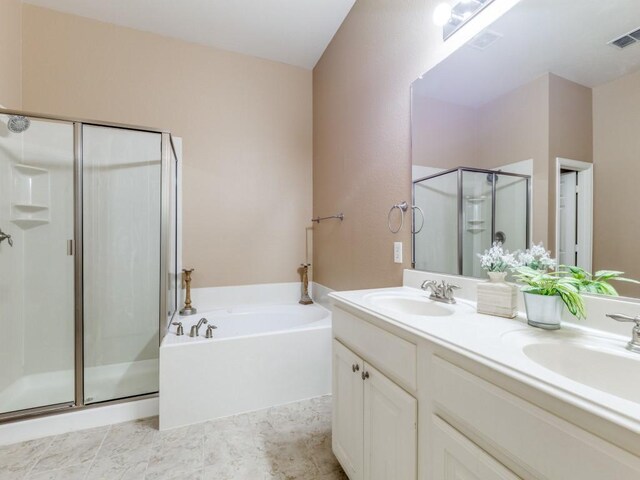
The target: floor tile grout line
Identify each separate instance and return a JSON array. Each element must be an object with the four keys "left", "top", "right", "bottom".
[
  {"left": 22, "top": 433, "right": 56, "bottom": 479},
  {"left": 79, "top": 423, "right": 112, "bottom": 480},
  {"left": 140, "top": 421, "right": 158, "bottom": 480}
]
